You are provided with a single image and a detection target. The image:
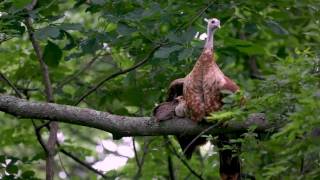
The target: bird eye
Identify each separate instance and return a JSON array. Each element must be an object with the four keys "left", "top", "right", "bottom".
[{"left": 211, "top": 20, "right": 215, "bottom": 23}]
